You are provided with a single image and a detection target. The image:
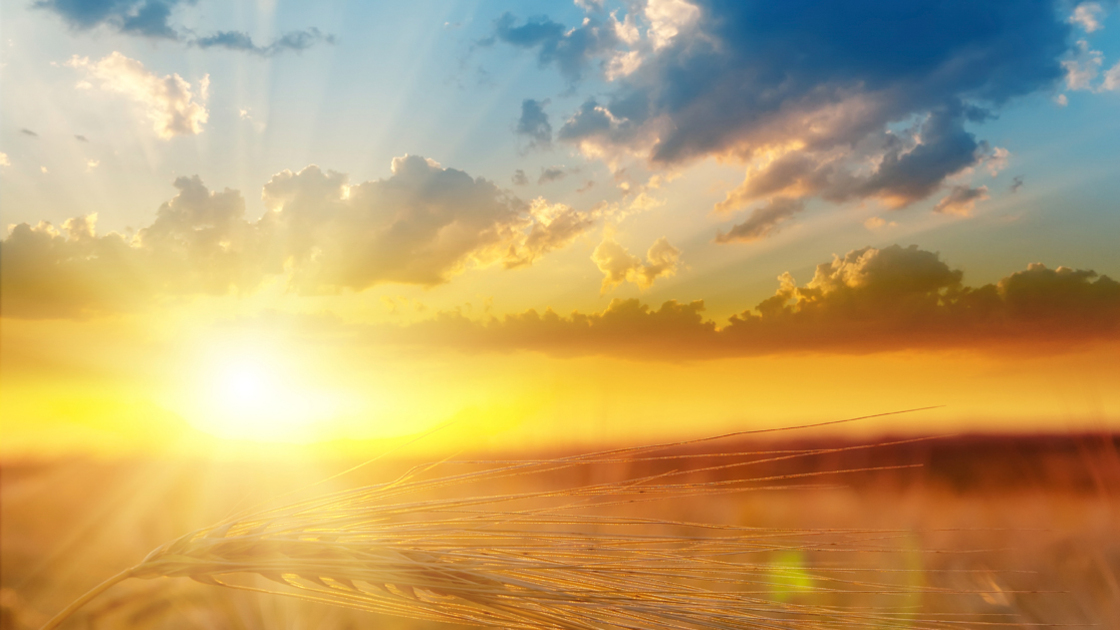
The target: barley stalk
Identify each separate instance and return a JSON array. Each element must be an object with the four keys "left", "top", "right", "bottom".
[{"left": 41, "top": 410, "right": 1025, "bottom": 630}]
